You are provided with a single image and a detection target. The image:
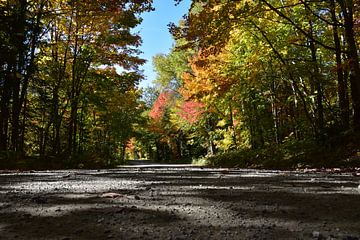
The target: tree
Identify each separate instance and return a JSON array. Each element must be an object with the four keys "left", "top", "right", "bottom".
[
  {"left": 0, "top": 0, "right": 153, "bottom": 167},
  {"left": 164, "top": 0, "right": 360, "bottom": 166},
  {"left": 0, "top": 0, "right": 47, "bottom": 153}
]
